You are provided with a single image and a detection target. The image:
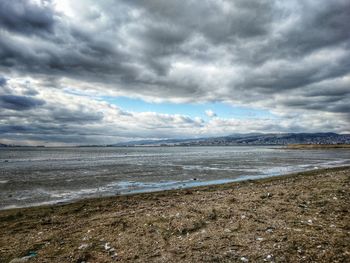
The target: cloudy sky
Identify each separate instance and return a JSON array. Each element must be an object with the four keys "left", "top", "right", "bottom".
[{"left": 0, "top": 0, "right": 349, "bottom": 145}]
